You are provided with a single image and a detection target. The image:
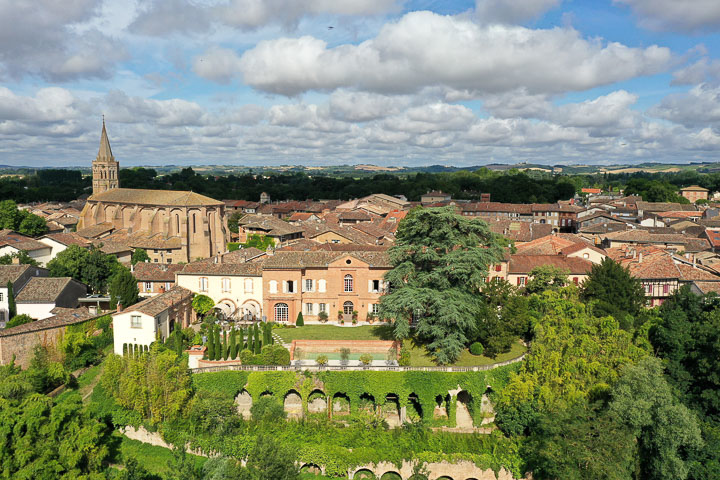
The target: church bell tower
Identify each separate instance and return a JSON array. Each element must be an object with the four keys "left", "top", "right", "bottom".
[{"left": 92, "top": 118, "right": 119, "bottom": 195}]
